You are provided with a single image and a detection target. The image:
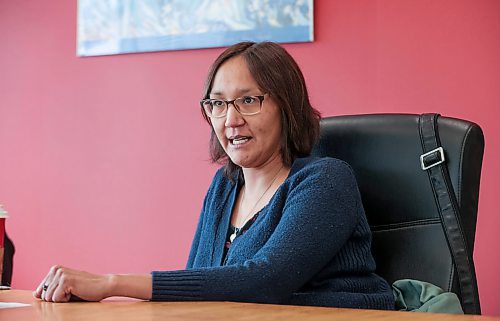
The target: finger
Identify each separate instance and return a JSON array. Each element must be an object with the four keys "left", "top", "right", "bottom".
[
  {"left": 52, "top": 280, "right": 71, "bottom": 303},
  {"left": 35, "top": 271, "right": 52, "bottom": 298},
  {"left": 42, "top": 265, "right": 62, "bottom": 301},
  {"left": 44, "top": 267, "right": 63, "bottom": 302},
  {"left": 39, "top": 267, "right": 54, "bottom": 301},
  {"left": 35, "top": 268, "right": 54, "bottom": 299},
  {"left": 35, "top": 277, "right": 51, "bottom": 299},
  {"left": 34, "top": 283, "right": 44, "bottom": 298}
]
